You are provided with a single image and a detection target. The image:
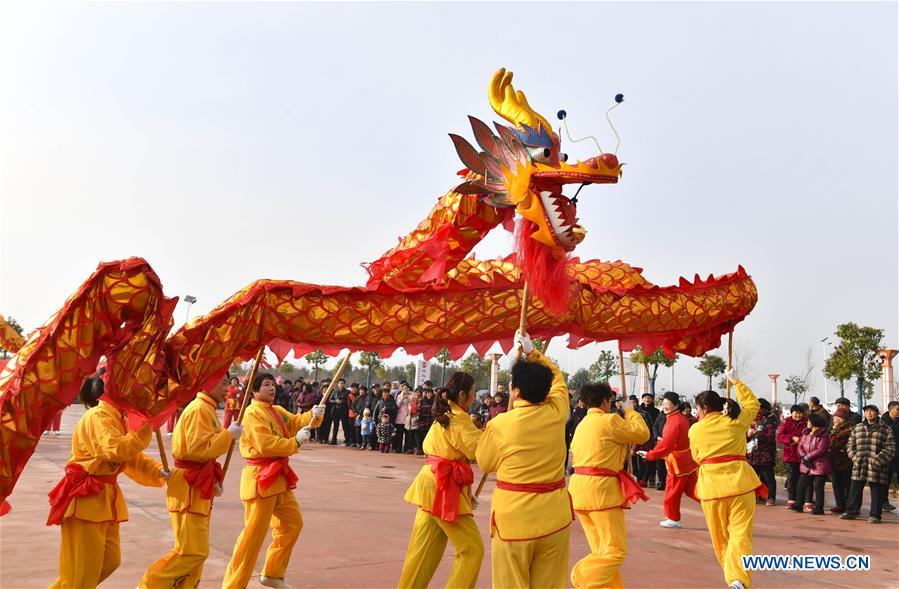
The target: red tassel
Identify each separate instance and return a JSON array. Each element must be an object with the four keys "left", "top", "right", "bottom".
[{"left": 513, "top": 220, "right": 574, "bottom": 317}]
